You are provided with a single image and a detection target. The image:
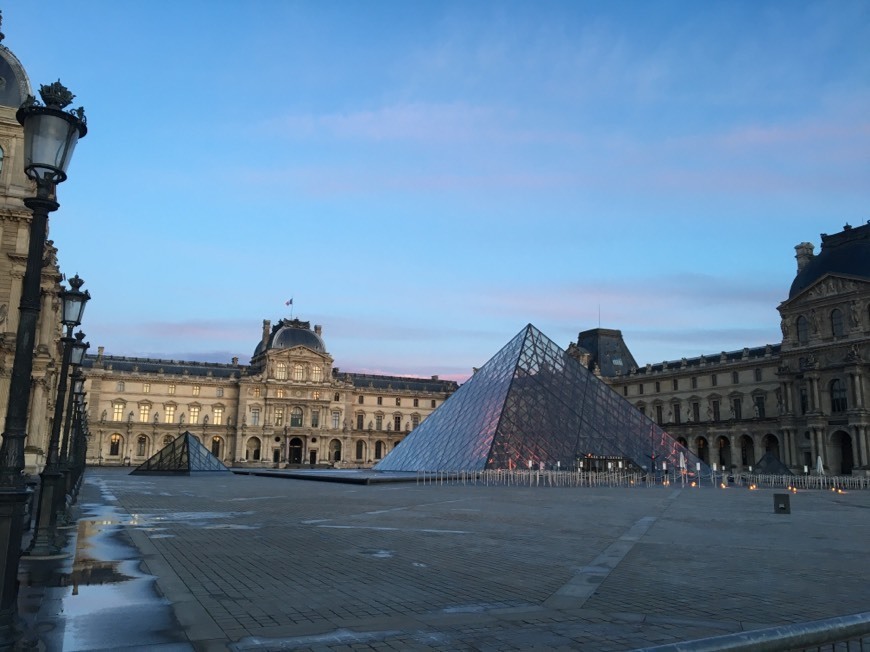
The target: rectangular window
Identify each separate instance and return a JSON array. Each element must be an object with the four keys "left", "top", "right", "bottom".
[
  {"left": 312, "top": 391, "right": 321, "bottom": 400},
  {"left": 276, "top": 389, "right": 285, "bottom": 398},
  {"left": 394, "top": 415, "right": 402, "bottom": 431},
  {"left": 431, "top": 400, "right": 436, "bottom": 408},
  {"left": 638, "top": 384, "right": 644, "bottom": 395},
  {"left": 168, "top": 384, "right": 176, "bottom": 395},
  {"left": 356, "top": 414, "right": 364, "bottom": 430},
  {"left": 253, "top": 387, "right": 261, "bottom": 398},
  {"left": 799, "top": 387, "right": 808, "bottom": 414},
  {"left": 331, "top": 411, "right": 340, "bottom": 429},
  {"left": 754, "top": 368, "right": 762, "bottom": 382},
  {"left": 193, "top": 385, "right": 201, "bottom": 396},
  {"left": 712, "top": 400, "right": 720, "bottom": 421},
  {"left": 377, "top": 396, "right": 383, "bottom": 406},
  {"left": 711, "top": 374, "right": 718, "bottom": 387},
  {"left": 654, "top": 381, "right": 660, "bottom": 393},
  {"left": 143, "top": 383, "right": 150, "bottom": 394},
  {"left": 311, "top": 409, "right": 320, "bottom": 428},
  {"left": 139, "top": 405, "right": 150, "bottom": 423},
  {"left": 396, "top": 397, "right": 401, "bottom": 406},
  {"left": 733, "top": 398, "right": 742, "bottom": 420},
  {"left": 213, "top": 407, "right": 223, "bottom": 426},
  {"left": 117, "top": 381, "right": 125, "bottom": 392},
  {"left": 250, "top": 407, "right": 260, "bottom": 426},
  {"left": 411, "top": 415, "right": 420, "bottom": 428},
  {"left": 754, "top": 395, "right": 765, "bottom": 418},
  {"left": 375, "top": 415, "right": 383, "bottom": 430},
  {"left": 358, "top": 396, "right": 364, "bottom": 404},
  {"left": 623, "top": 386, "right": 628, "bottom": 396},
  {"left": 190, "top": 406, "right": 200, "bottom": 424},
  {"left": 334, "top": 393, "right": 340, "bottom": 402},
  {"left": 164, "top": 405, "right": 176, "bottom": 423},
  {"left": 655, "top": 405, "right": 663, "bottom": 424},
  {"left": 692, "top": 402, "right": 700, "bottom": 422},
  {"left": 413, "top": 398, "right": 419, "bottom": 407},
  {"left": 275, "top": 362, "right": 288, "bottom": 380},
  {"left": 672, "top": 405, "right": 681, "bottom": 424},
  {"left": 113, "top": 403, "right": 124, "bottom": 421},
  {"left": 732, "top": 371, "right": 739, "bottom": 384},
  {"left": 216, "top": 387, "right": 224, "bottom": 397},
  {"left": 691, "top": 377, "right": 698, "bottom": 390},
  {"left": 293, "top": 364, "right": 304, "bottom": 381},
  {"left": 274, "top": 407, "right": 284, "bottom": 427},
  {"left": 672, "top": 379, "right": 678, "bottom": 391}
]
